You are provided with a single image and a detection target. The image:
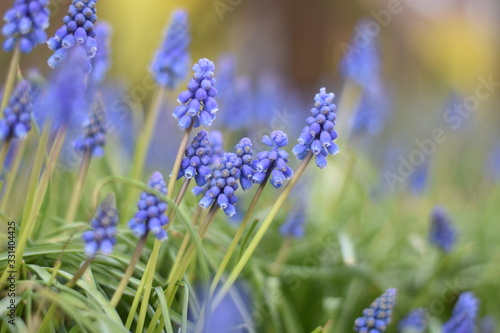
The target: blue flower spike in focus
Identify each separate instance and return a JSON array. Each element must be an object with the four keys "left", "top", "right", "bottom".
[
  {"left": 178, "top": 130, "right": 212, "bottom": 186},
  {"left": 252, "top": 131, "right": 293, "bottom": 188},
  {"left": 398, "top": 308, "right": 427, "bottom": 333},
  {"left": 74, "top": 96, "right": 107, "bottom": 157},
  {"left": 354, "top": 288, "right": 397, "bottom": 333},
  {"left": 150, "top": 9, "right": 190, "bottom": 89},
  {"left": 428, "top": 206, "right": 456, "bottom": 253},
  {"left": 128, "top": 172, "right": 169, "bottom": 241},
  {"left": 2, "top": 0, "right": 50, "bottom": 53},
  {"left": 0, "top": 80, "right": 32, "bottom": 141},
  {"left": 47, "top": 0, "right": 98, "bottom": 68},
  {"left": 82, "top": 194, "right": 118, "bottom": 257},
  {"left": 172, "top": 58, "right": 218, "bottom": 130},
  {"left": 234, "top": 137, "right": 254, "bottom": 190},
  {"left": 293, "top": 87, "right": 339, "bottom": 169},
  {"left": 442, "top": 292, "right": 479, "bottom": 333}
]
